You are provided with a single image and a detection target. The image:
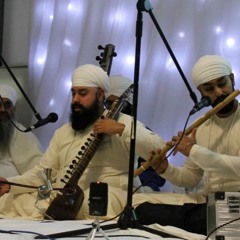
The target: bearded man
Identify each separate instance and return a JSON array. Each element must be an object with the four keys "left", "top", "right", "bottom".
[
  {"left": 134, "top": 55, "right": 240, "bottom": 235},
  {"left": 0, "top": 84, "right": 43, "bottom": 177}
]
